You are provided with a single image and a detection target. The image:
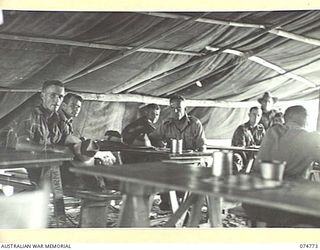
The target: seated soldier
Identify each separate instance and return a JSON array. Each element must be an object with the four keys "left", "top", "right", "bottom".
[
  {"left": 160, "top": 95, "right": 206, "bottom": 151},
  {"left": 243, "top": 105, "right": 320, "bottom": 227},
  {"left": 122, "top": 103, "right": 160, "bottom": 147},
  {"left": 257, "top": 92, "right": 279, "bottom": 130},
  {"left": 16, "top": 80, "right": 72, "bottom": 185},
  {"left": 270, "top": 112, "right": 284, "bottom": 127},
  {"left": 231, "top": 106, "right": 265, "bottom": 173},
  {"left": 159, "top": 95, "right": 207, "bottom": 210},
  {"left": 58, "top": 93, "right": 116, "bottom": 190}
]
